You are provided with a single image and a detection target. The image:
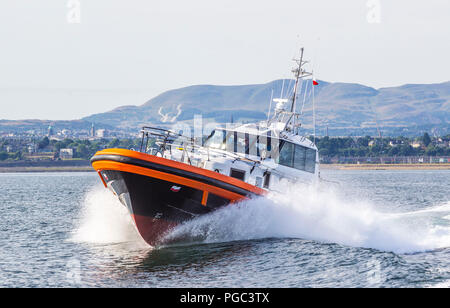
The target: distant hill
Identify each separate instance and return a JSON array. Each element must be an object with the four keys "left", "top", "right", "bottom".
[
  {"left": 1, "top": 80, "right": 449, "bottom": 137},
  {"left": 83, "top": 79, "right": 450, "bottom": 136}
]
